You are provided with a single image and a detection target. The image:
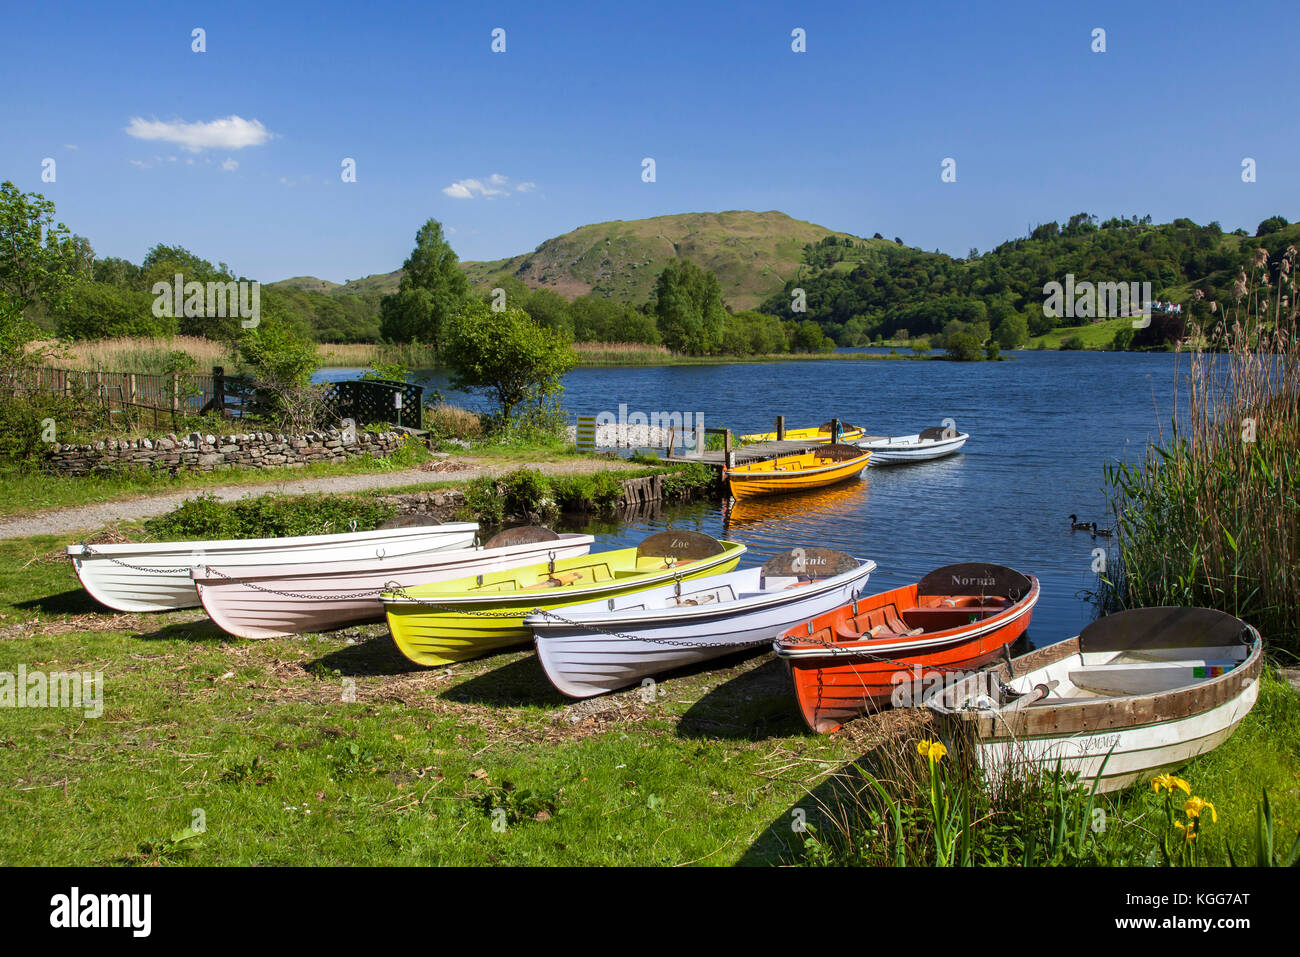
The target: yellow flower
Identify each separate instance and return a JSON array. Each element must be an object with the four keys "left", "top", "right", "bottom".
[
  {"left": 1152, "top": 773, "right": 1191, "bottom": 795},
  {"left": 1184, "top": 797, "right": 1218, "bottom": 823},
  {"left": 916, "top": 739, "right": 947, "bottom": 762},
  {"left": 1173, "top": 820, "right": 1196, "bottom": 841}
]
